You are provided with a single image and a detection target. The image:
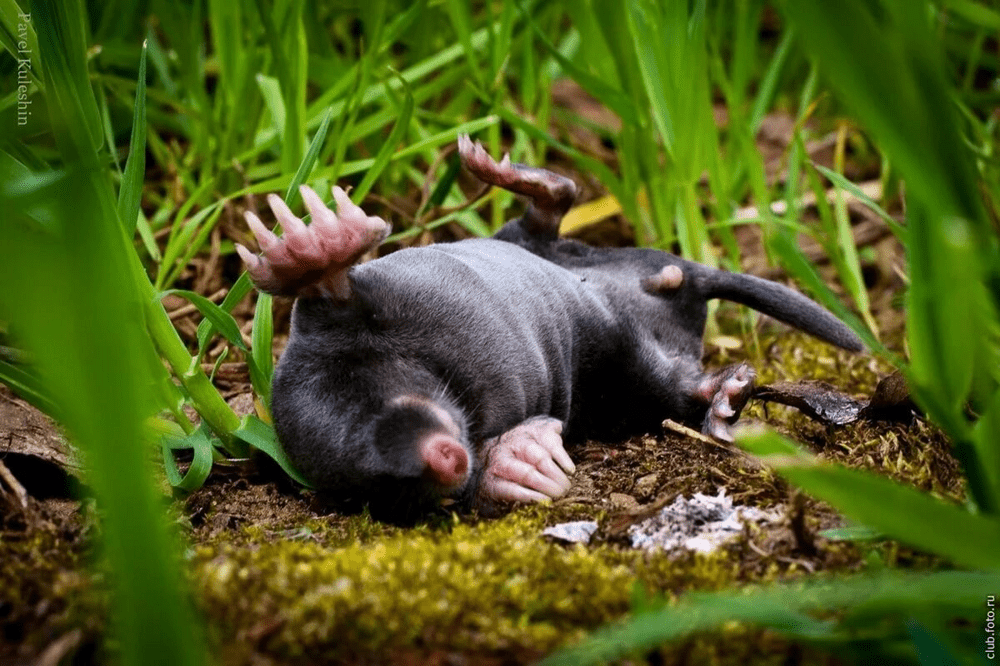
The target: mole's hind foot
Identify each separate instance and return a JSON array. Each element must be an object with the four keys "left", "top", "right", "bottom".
[
  {"left": 481, "top": 416, "right": 575, "bottom": 505},
  {"left": 458, "top": 134, "right": 577, "bottom": 239},
  {"left": 237, "top": 185, "right": 390, "bottom": 299},
  {"left": 697, "top": 363, "right": 756, "bottom": 442}
]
